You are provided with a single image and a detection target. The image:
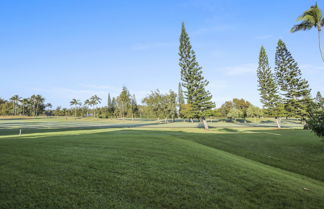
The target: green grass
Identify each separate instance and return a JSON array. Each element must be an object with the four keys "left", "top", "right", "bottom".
[{"left": 0, "top": 122, "right": 323, "bottom": 208}]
